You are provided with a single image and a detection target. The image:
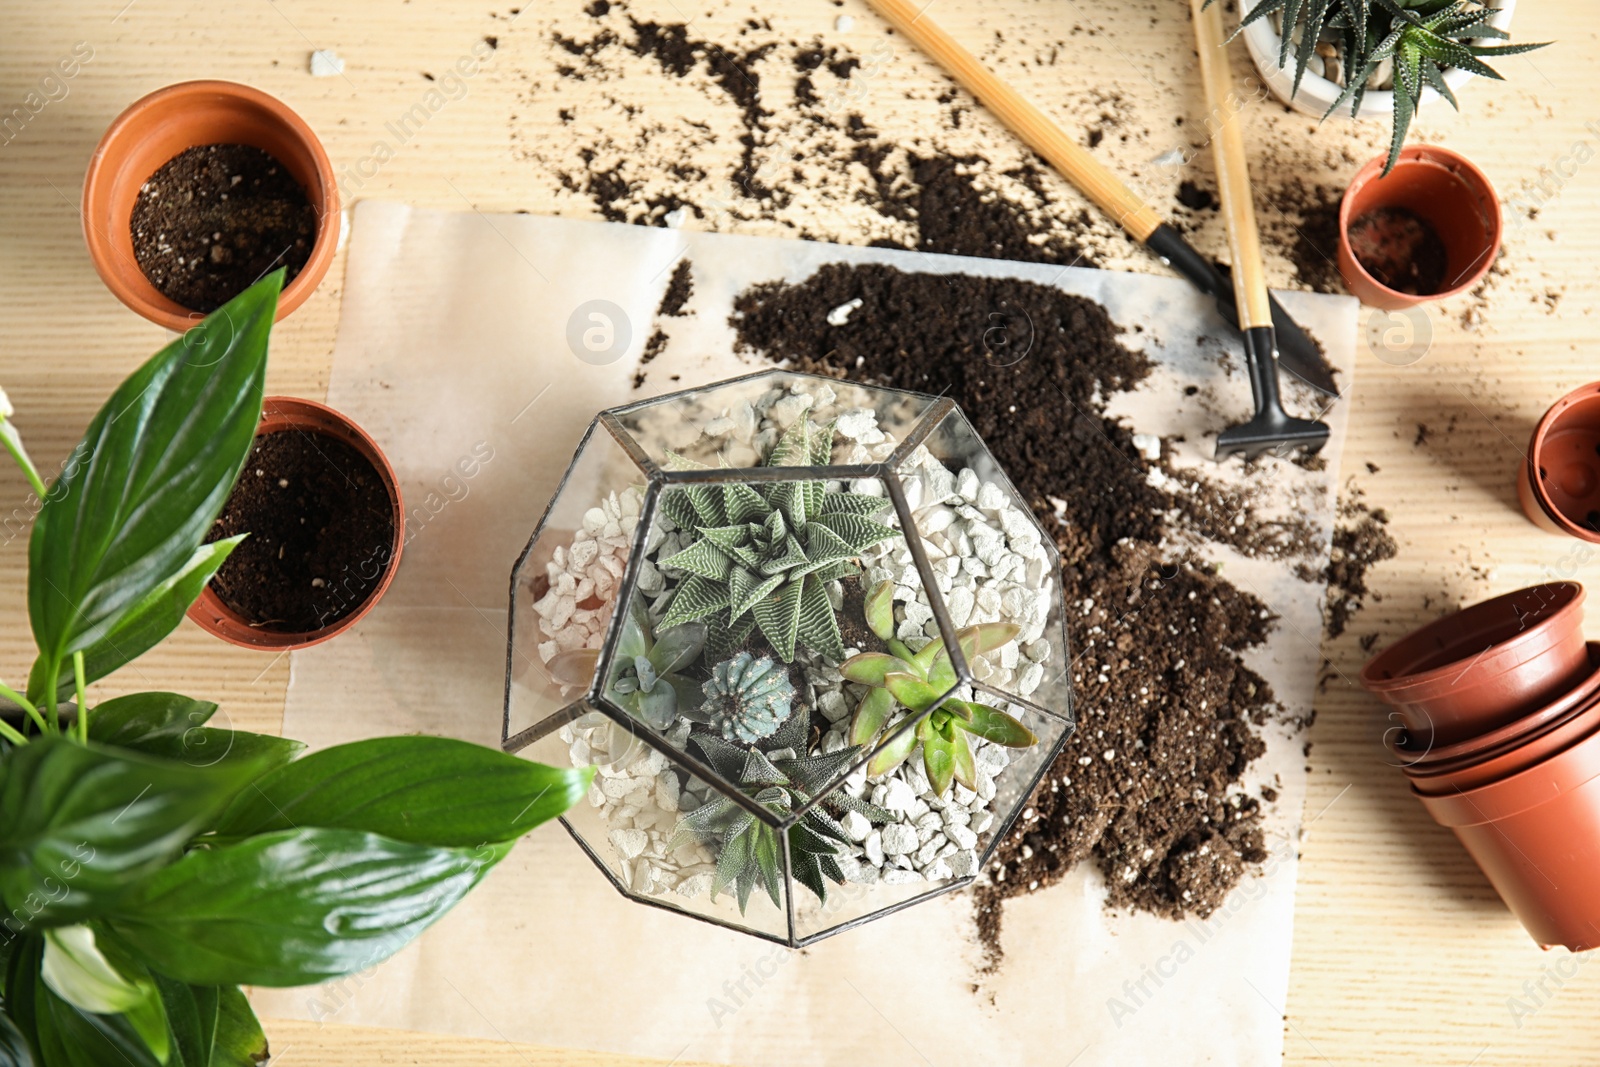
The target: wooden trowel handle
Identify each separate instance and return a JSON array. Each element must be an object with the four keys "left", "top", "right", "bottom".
[
  {"left": 1189, "top": 0, "right": 1273, "bottom": 332},
  {"left": 865, "top": 0, "right": 1164, "bottom": 242}
]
